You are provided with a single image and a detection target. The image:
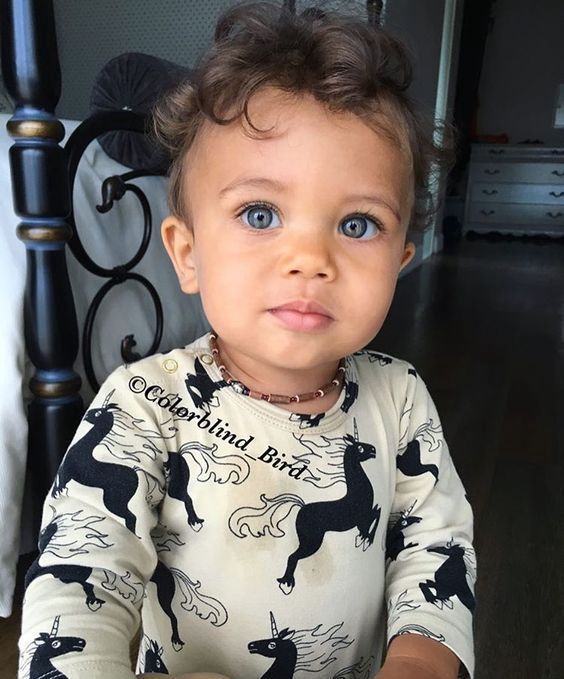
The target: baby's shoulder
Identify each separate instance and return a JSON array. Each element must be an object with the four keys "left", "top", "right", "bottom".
[
  {"left": 352, "top": 348, "right": 418, "bottom": 381},
  {"left": 106, "top": 334, "right": 212, "bottom": 386},
  {"left": 350, "top": 349, "right": 420, "bottom": 408}
]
